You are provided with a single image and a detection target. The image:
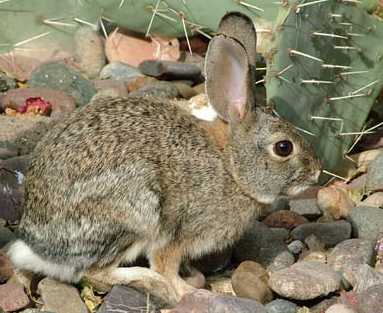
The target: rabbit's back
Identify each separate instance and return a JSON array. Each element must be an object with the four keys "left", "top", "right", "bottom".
[{"left": 17, "top": 96, "right": 242, "bottom": 278}]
